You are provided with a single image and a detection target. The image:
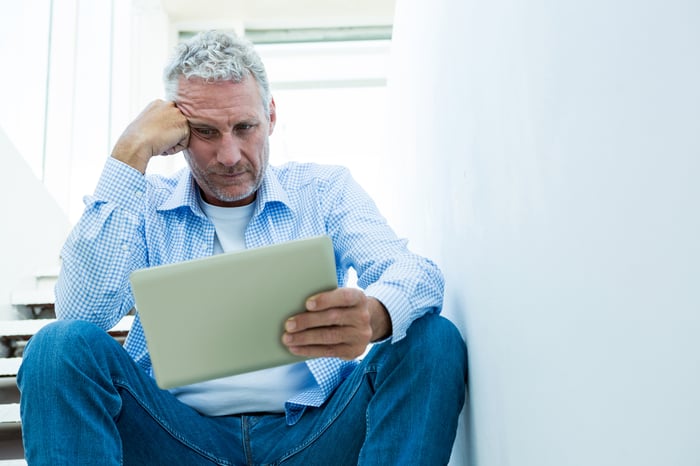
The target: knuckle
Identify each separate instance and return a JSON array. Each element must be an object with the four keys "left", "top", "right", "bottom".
[
  {"left": 338, "top": 287, "right": 356, "bottom": 302},
  {"left": 327, "top": 309, "right": 343, "bottom": 325},
  {"left": 347, "top": 344, "right": 365, "bottom": 360},
  {"left": 359, "top": 307, "right": 371, "bottom": 325},
  {"left": 325, "top": 327, "right": 343, "bottom": 344},
  {"left": 325, "top": 346, "right": 338, "bottom": 358}
]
